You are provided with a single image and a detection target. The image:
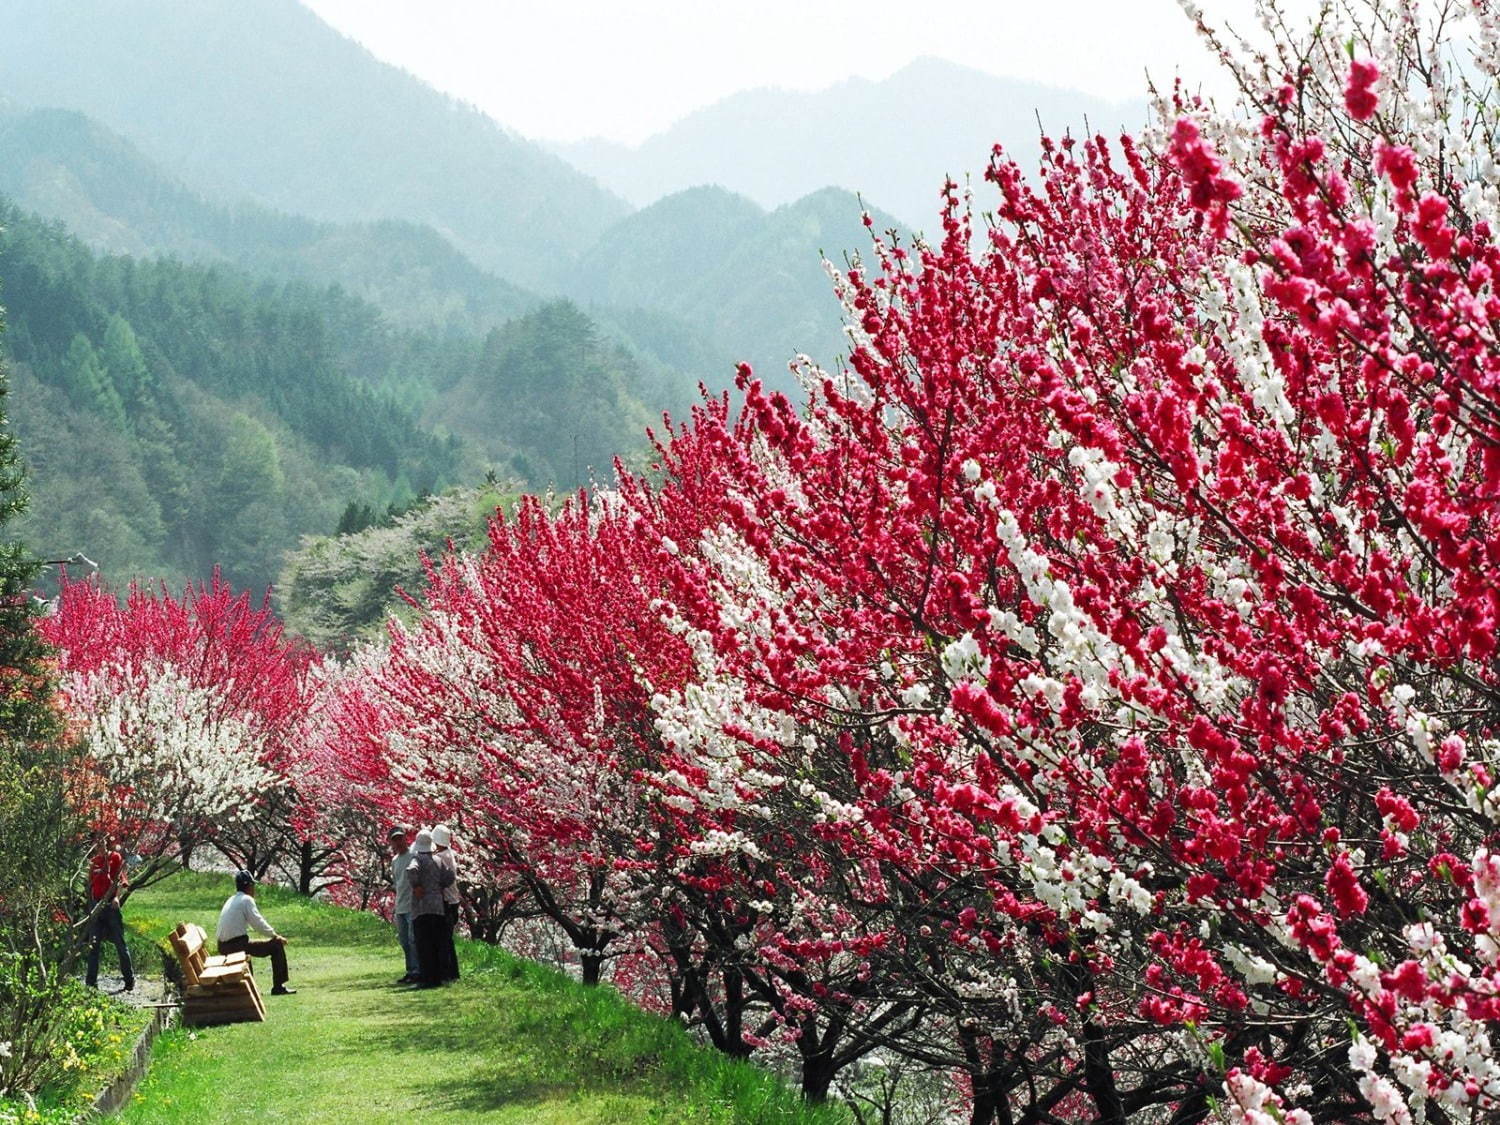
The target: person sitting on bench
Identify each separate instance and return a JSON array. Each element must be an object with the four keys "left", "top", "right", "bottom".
[{"left": 216, "top": 870, "right": 296, "bottom": 996}]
